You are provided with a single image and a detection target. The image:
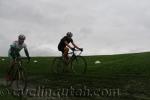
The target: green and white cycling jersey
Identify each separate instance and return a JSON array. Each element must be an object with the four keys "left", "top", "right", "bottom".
[{"left": 8, "top": 41, "right": 27, "bottom": 58}]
